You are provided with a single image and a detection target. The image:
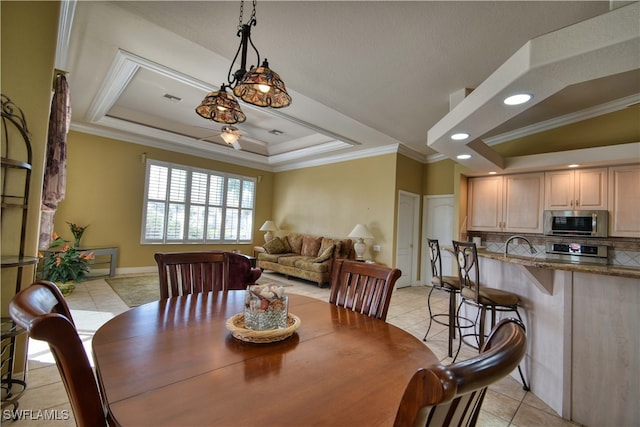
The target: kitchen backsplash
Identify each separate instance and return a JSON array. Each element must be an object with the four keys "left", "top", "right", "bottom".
[{"left": 472, "top": 233, "right": 640, "bottom": 269}]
